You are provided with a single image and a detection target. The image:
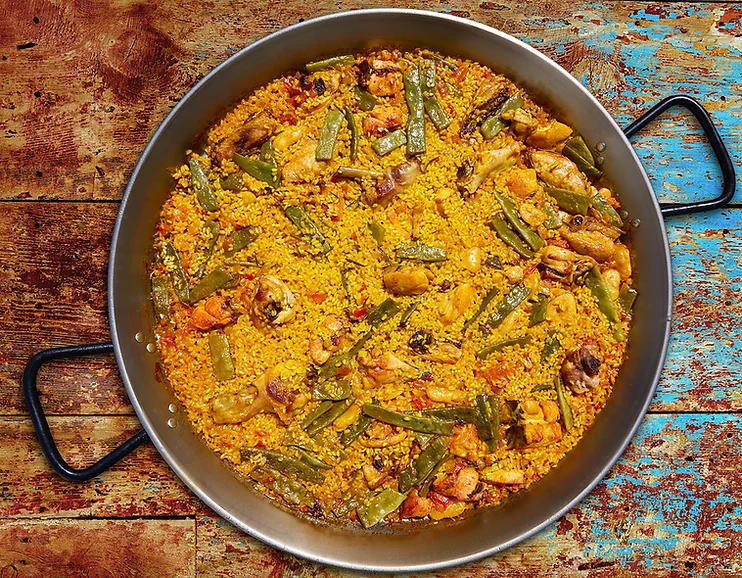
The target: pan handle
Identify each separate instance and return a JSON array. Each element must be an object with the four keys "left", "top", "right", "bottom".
[
  {"left": 23, "top": 343, "right": 149, "bottom": 482},
  {"left": 623, "top": 95, "right": 736, "bottom": 217}
]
